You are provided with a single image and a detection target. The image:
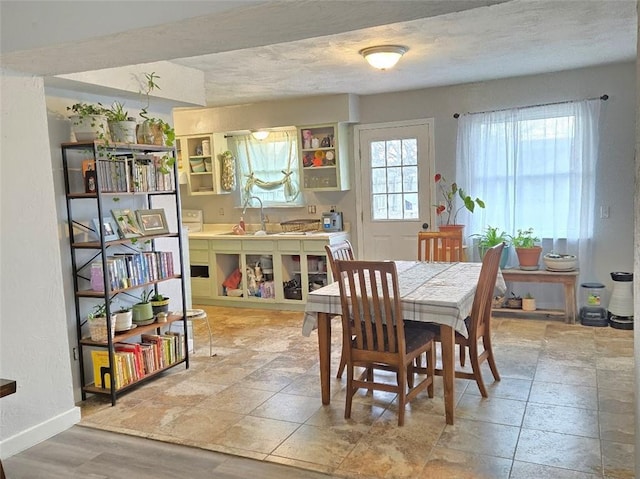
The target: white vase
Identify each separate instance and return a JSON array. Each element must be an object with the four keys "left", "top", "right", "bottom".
[
  {"left": 109, "top": 121, "right": 137, "bottom": 143},
  {"left": 71, "top": 114, "right": 111, "bottom": 142}
]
